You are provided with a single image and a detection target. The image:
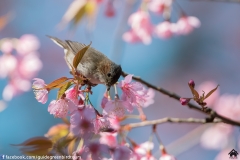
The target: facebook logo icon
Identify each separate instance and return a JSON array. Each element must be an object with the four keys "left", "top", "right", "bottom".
[{"left": 0, "top": 155, "right": 4, "bottom": 159}]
